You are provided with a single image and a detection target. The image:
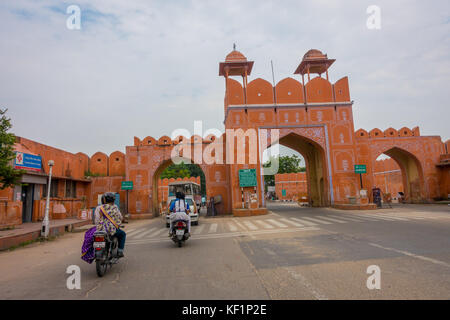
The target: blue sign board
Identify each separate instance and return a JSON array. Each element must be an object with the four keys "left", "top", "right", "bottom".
[{"left": 13, "top": 152, "right": 42, "bottom": 172}]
